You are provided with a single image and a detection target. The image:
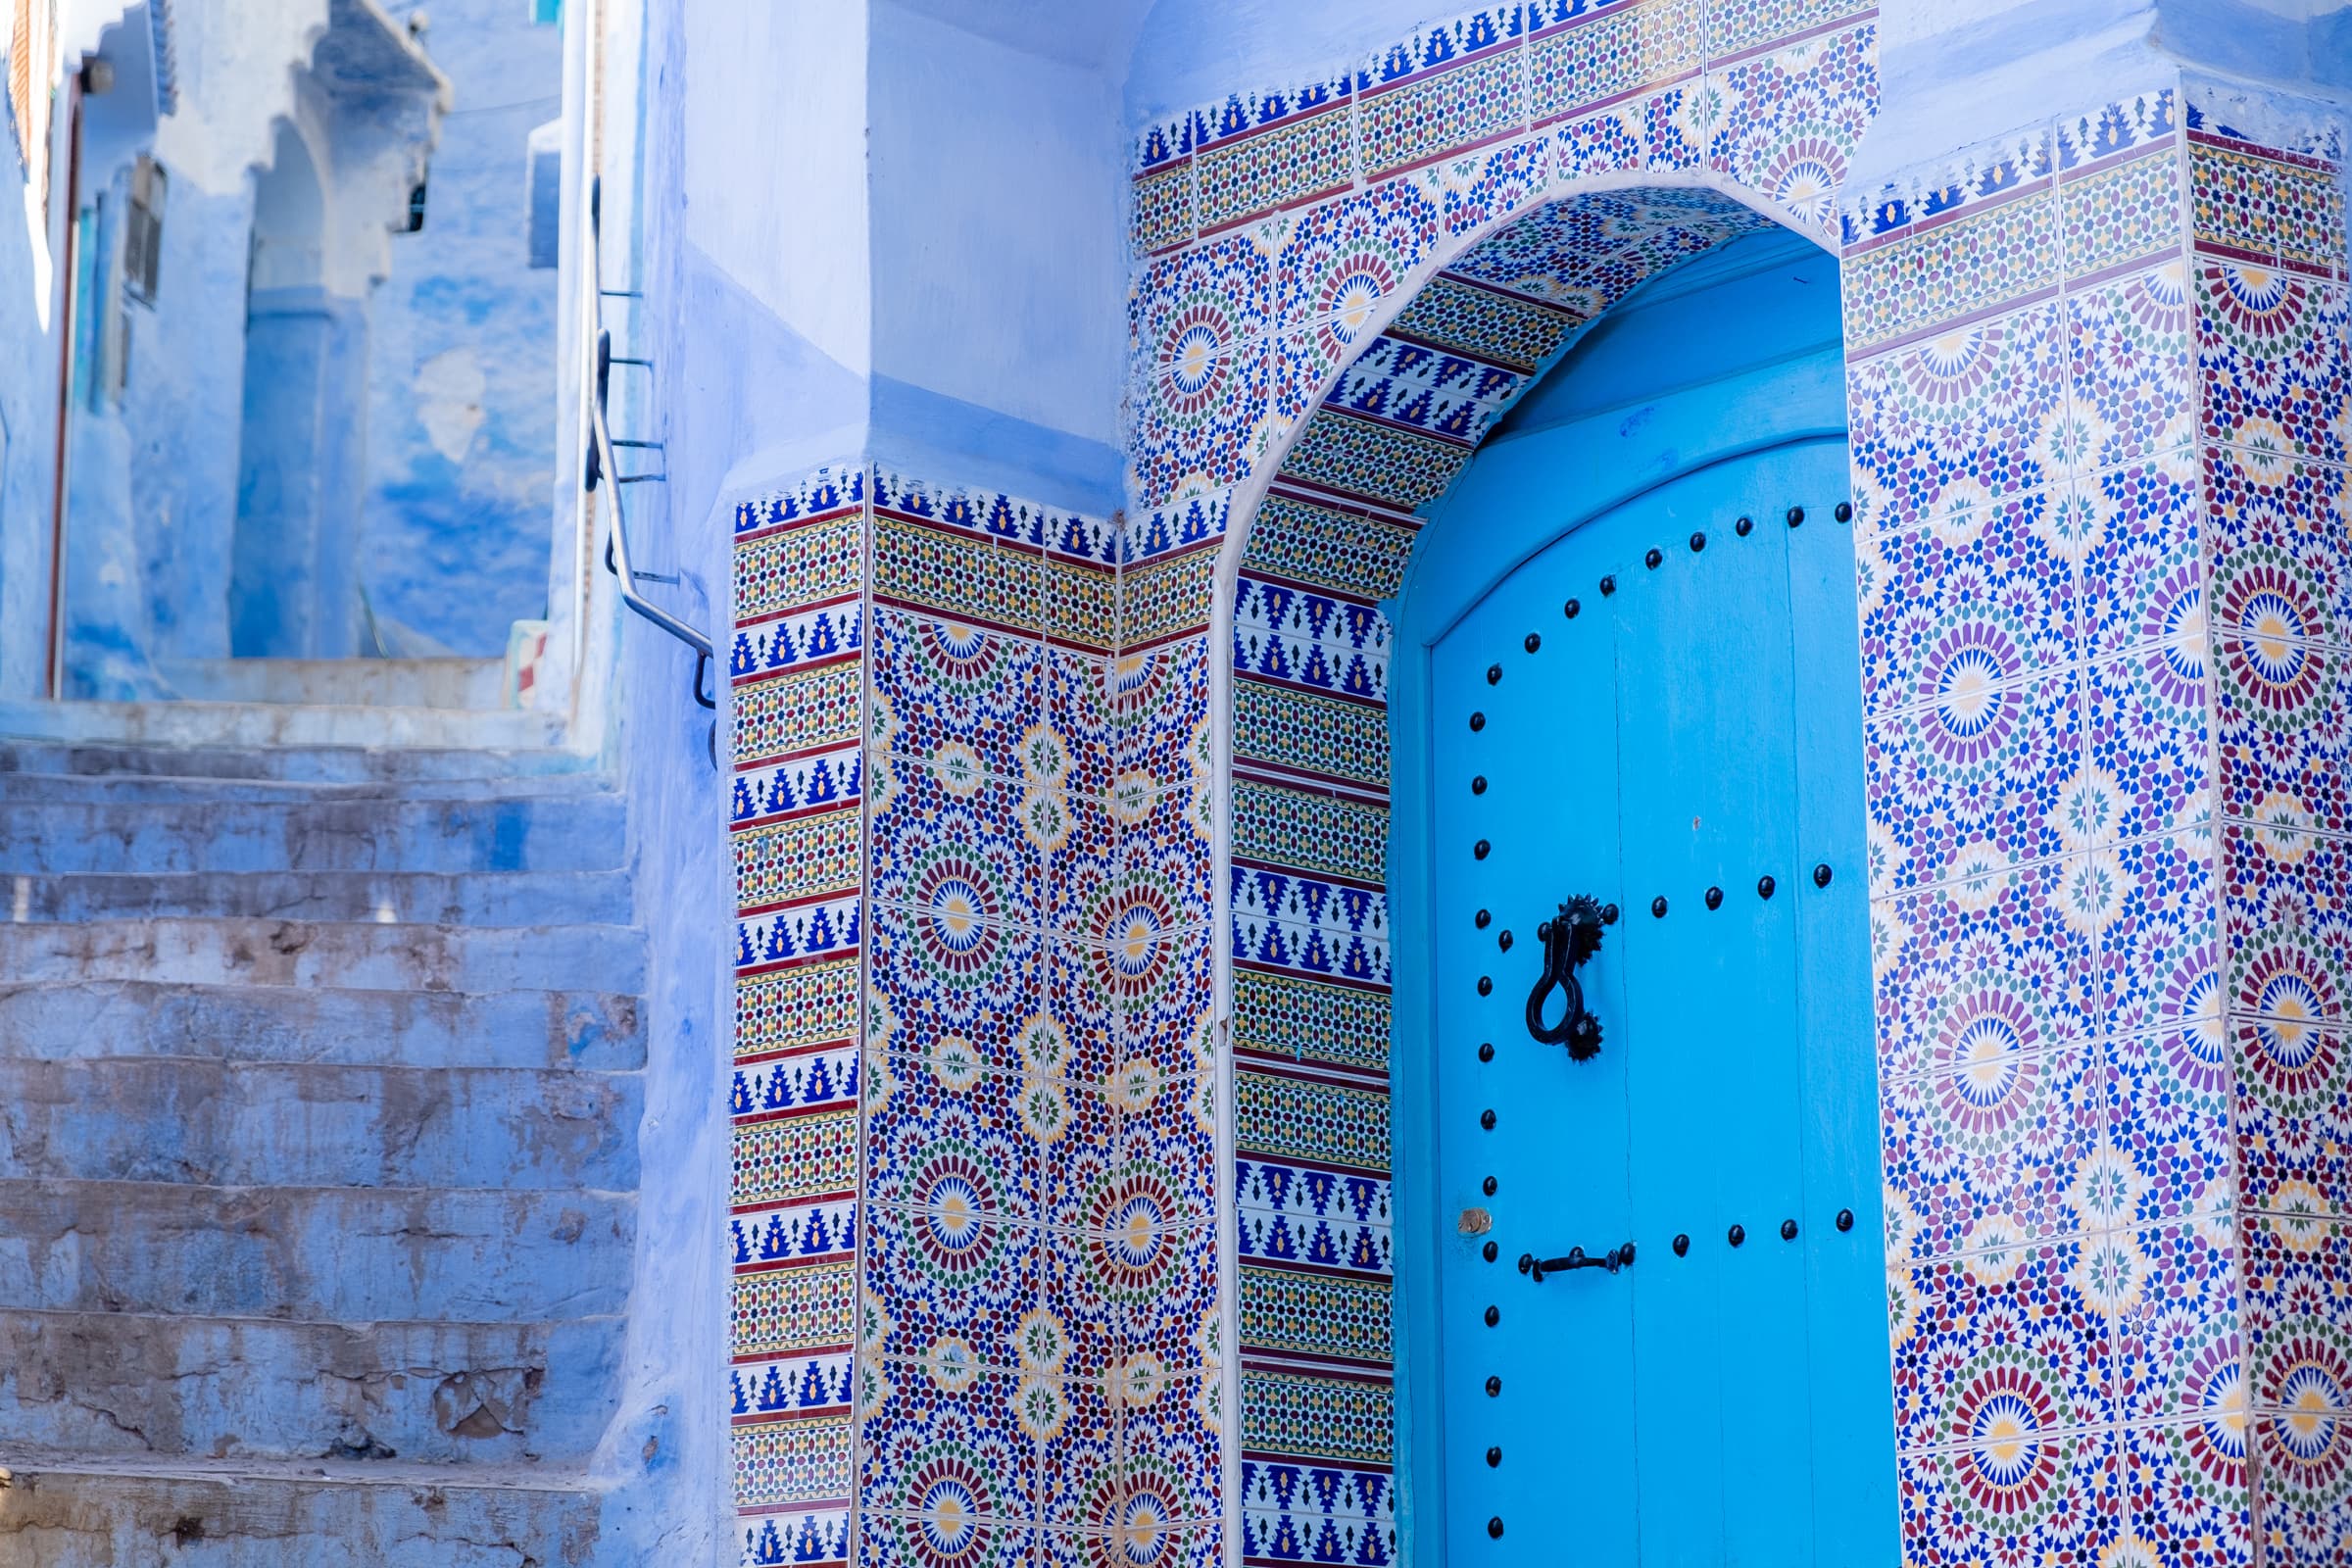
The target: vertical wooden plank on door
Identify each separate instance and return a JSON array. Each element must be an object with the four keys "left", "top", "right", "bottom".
[
  {"left": 1610, "top": 460, "right": 1813, "bottom": 1567},
  {"left": 1780, "top": 444, "right": 1901, "bottom": 1559},
  {"left": 1431, "top": 515, "right": 1636, "bottom": 1564}
]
